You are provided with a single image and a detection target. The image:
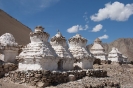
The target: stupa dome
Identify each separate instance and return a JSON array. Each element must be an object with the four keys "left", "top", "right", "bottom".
[
  {"left": 68, "top": 34, "right": 87, "bottom": 47},
  {"left": 35, "top": 26, "right": 44, "bottom": 33},
  {"left": 50, "top": 31, "right": 66, "bottom": 47},
  {"left": 30, "top": 26, "right": 50, "bottom": 43},
  {"left": 94, "top": 38, "right": 102, "bottom": 44},
  {"left": 0, "top": 33, "right": 18, "bottom": 47}
]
